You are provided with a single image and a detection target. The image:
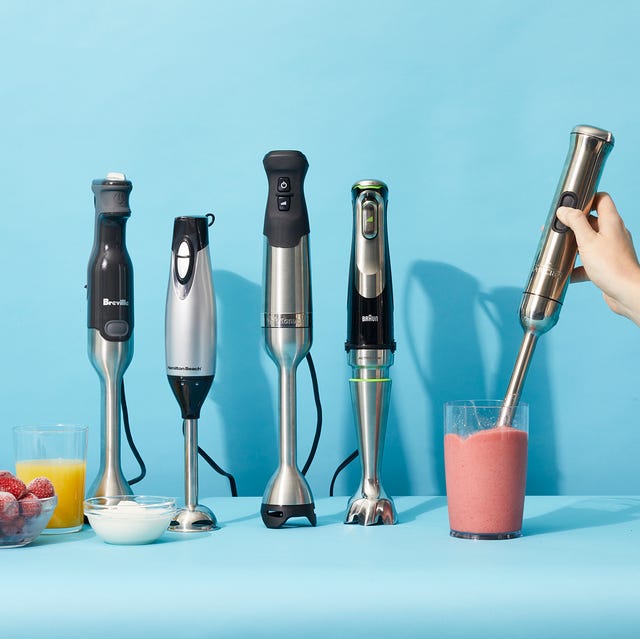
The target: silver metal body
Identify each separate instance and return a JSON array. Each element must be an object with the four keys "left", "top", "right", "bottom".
[
  {"left": 346, "top": 350, "right": 396, "bottom": 525},
  {"left": 345, "top": 180, "right": 396, "bottom": 525},
  {"left": 499, "top": 125, "right": 614, "bottom": 426},
  {"left": 262, "top": 237, "right": 314, "bottom": 509},
  {"left": 166, "top": 239, "right": 217, "bottom": 532},
  {"left": 87, "top": 330, "right": 133, "bottom": 498},
  {"left": 170, "top": 418, "right": 216, "bottom": 532},
  {"left": 165, "top": 245, "right": 216, "bottom": 378}
]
